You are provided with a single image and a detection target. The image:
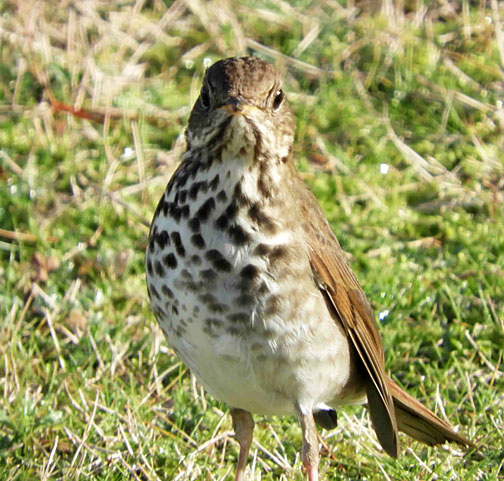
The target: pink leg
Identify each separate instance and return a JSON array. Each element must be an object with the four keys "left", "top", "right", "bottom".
[
  {"left": 230, "top": 408, "right": 254, "bottom": 481},
  {"left": 299, "top": 410, "right": 319, "bottom": 481}
]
